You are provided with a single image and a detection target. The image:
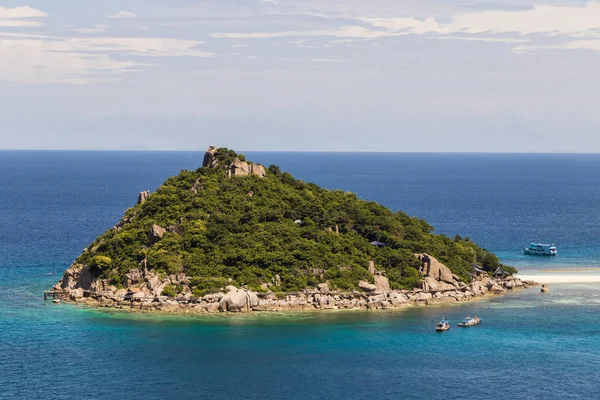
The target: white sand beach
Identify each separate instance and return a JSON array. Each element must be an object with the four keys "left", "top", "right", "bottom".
[{"left": 518, "top": 269, "right": 600, "bottom": 284}]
